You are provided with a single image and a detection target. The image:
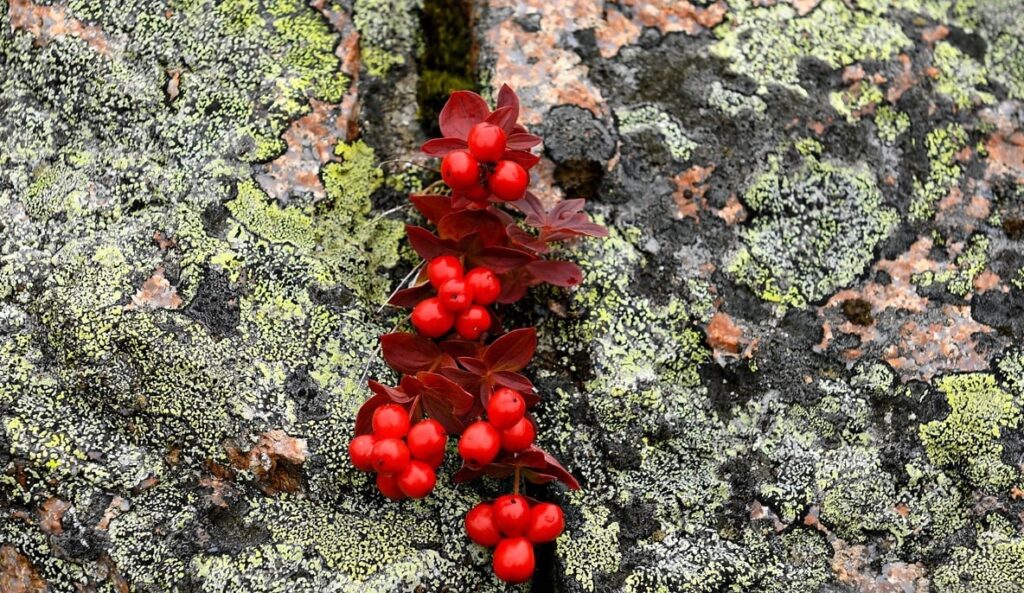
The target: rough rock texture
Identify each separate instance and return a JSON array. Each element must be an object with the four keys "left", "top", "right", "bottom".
[{"left": 2, "top": 0, "right": 1024, "bottom": 591}]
